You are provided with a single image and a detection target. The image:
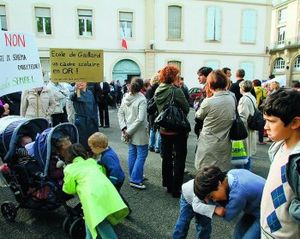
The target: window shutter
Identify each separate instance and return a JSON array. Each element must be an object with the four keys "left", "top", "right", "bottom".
[
  {"left": 35, "top": 7, "right": 51, "bottom": 17},
  {"left": 168, "top": 6, "right": 181, "bottom": 39},
  {"left": 78, "top": 9, "right": 92, "bottom": 17},
  {"left": 242, "top": 10, "right": 256, "bottom": 43},
  {"left": 206, "top": 6, "right": 221, "bottom": 41}
]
